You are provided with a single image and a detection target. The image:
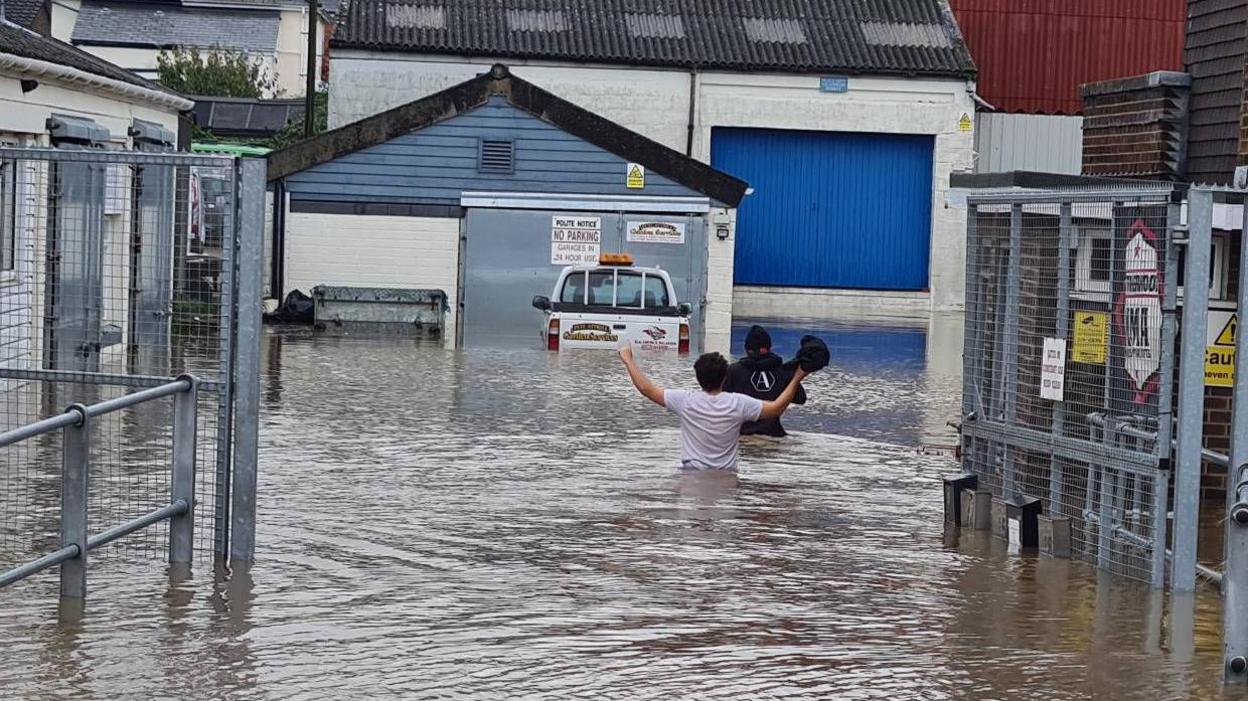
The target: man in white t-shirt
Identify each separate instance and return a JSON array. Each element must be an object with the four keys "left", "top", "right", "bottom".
[{"left": 619, "top": 345, "right": 810, "bottom": 471}]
